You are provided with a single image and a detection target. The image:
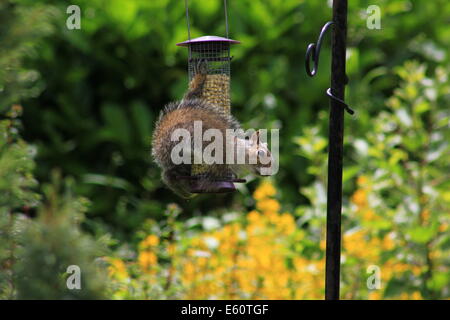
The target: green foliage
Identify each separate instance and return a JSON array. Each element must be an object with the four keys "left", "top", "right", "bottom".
[
  {"left": 14, "top": 173, "right": 109, "bottom": 299},
  {"left": 0, "top": 0, "right": 58, "bottom": 113},
  {"left": 1, "top": 0, "right": 449, "bottom": 299},
  {"left": 19, "top": 0, "right": 450, "bottom": 239},
  {"left": 295, "top": 61, "right": 450, "bottom": 299},
  {"left": 108, "top": 204, "right": 185, "bottom": 299},
  {"left": 0, "top": 0, "right": 108, "bottom": 300},
  {"left": 0, "top": 114, "right": 109, "bottom": 299},
  {"left": 0, "top": 112, "right": 40, "bottom": 210},
  {"left": 0, "top": 109, "right": 40, "bottom": 299},
  {"left": 0, "top": 0, "right": 52, "bottom": 299}
]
